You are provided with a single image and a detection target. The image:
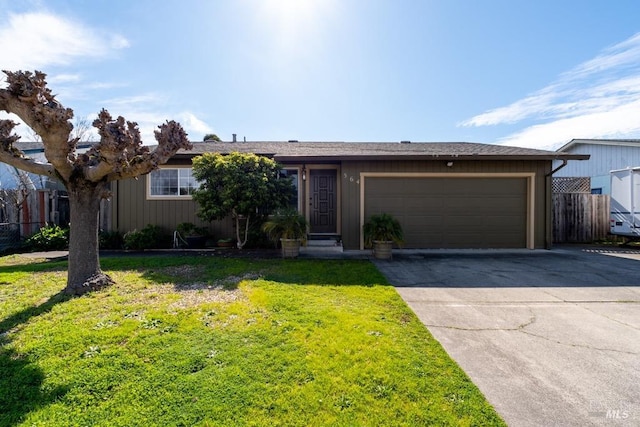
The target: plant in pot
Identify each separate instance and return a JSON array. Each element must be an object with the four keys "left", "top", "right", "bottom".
[
  {"left": 216, "top": 237, "right": 235, "bottom": 248},
  {"left": 363, "top": 213, "right": 404, "bottom": 259},
  {"left": 176, "top": 222, "right": 209, "bottom": 248},
  {"left": 261, "top": 208, "right": 308, "bottom": 258}
]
